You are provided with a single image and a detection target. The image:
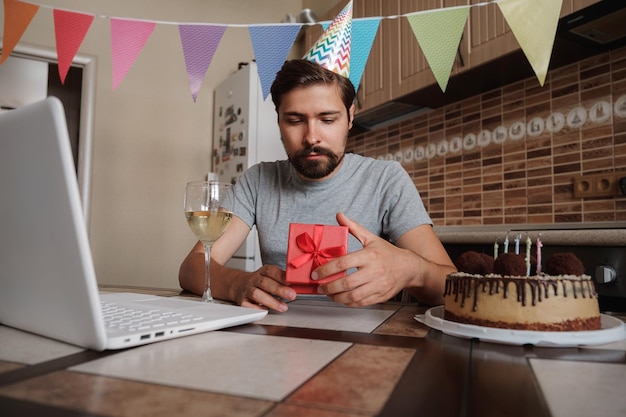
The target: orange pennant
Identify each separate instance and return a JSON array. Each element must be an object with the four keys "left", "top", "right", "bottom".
[
  {"left": 0, "top": 0, "right": 40, "bottom": 65},
  {"left": 53, "top": 9, "right": 94, "bottom": 84}
]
